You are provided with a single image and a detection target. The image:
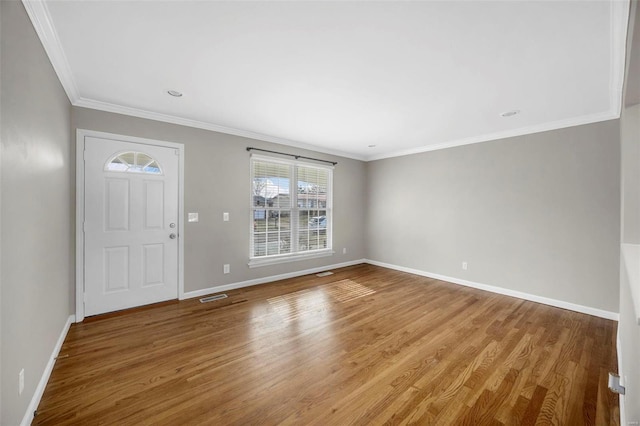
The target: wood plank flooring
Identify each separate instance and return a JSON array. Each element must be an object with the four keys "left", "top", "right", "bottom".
[{"left": 34, "top": 264, "right": 619, "bottom": 425}]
